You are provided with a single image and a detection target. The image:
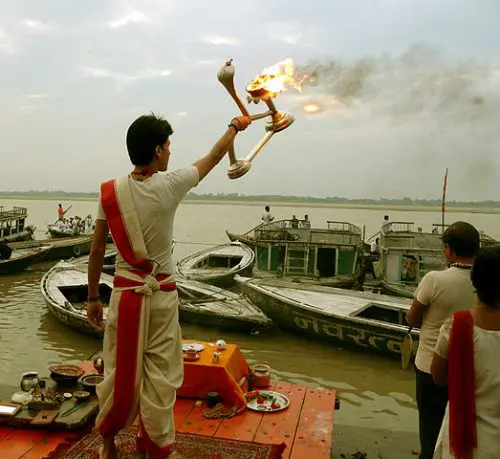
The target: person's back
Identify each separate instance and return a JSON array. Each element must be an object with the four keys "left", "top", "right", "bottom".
[
  {"left": 111, "top": 169, "right": 196, "bottom": 275},
  {"left": 262, "top": 205, "right": 274, "bottom": 224},
  {"left": 415, "top": 267, "right": 476, "bottom": 371}
]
